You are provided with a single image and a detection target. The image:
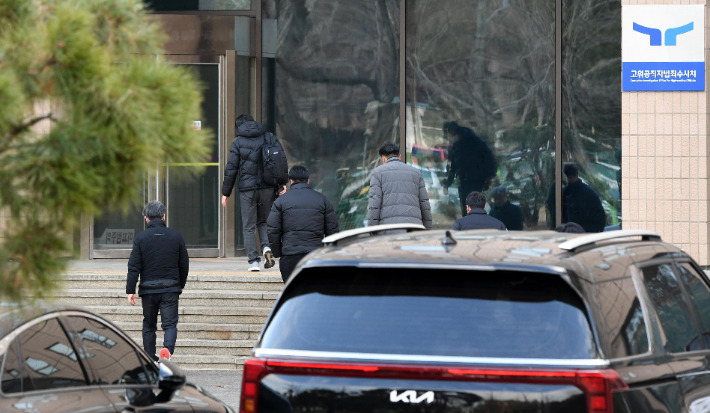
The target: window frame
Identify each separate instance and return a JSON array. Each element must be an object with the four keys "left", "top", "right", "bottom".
[
  {"left": 0, "top": 313, "right": 91, "bottom": 396},
  {"left": 635, "top": 260, "right": 707, "bottom": 355},
  {"left": 59, "top": 313, "right": 159, "bottom": 388}
]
